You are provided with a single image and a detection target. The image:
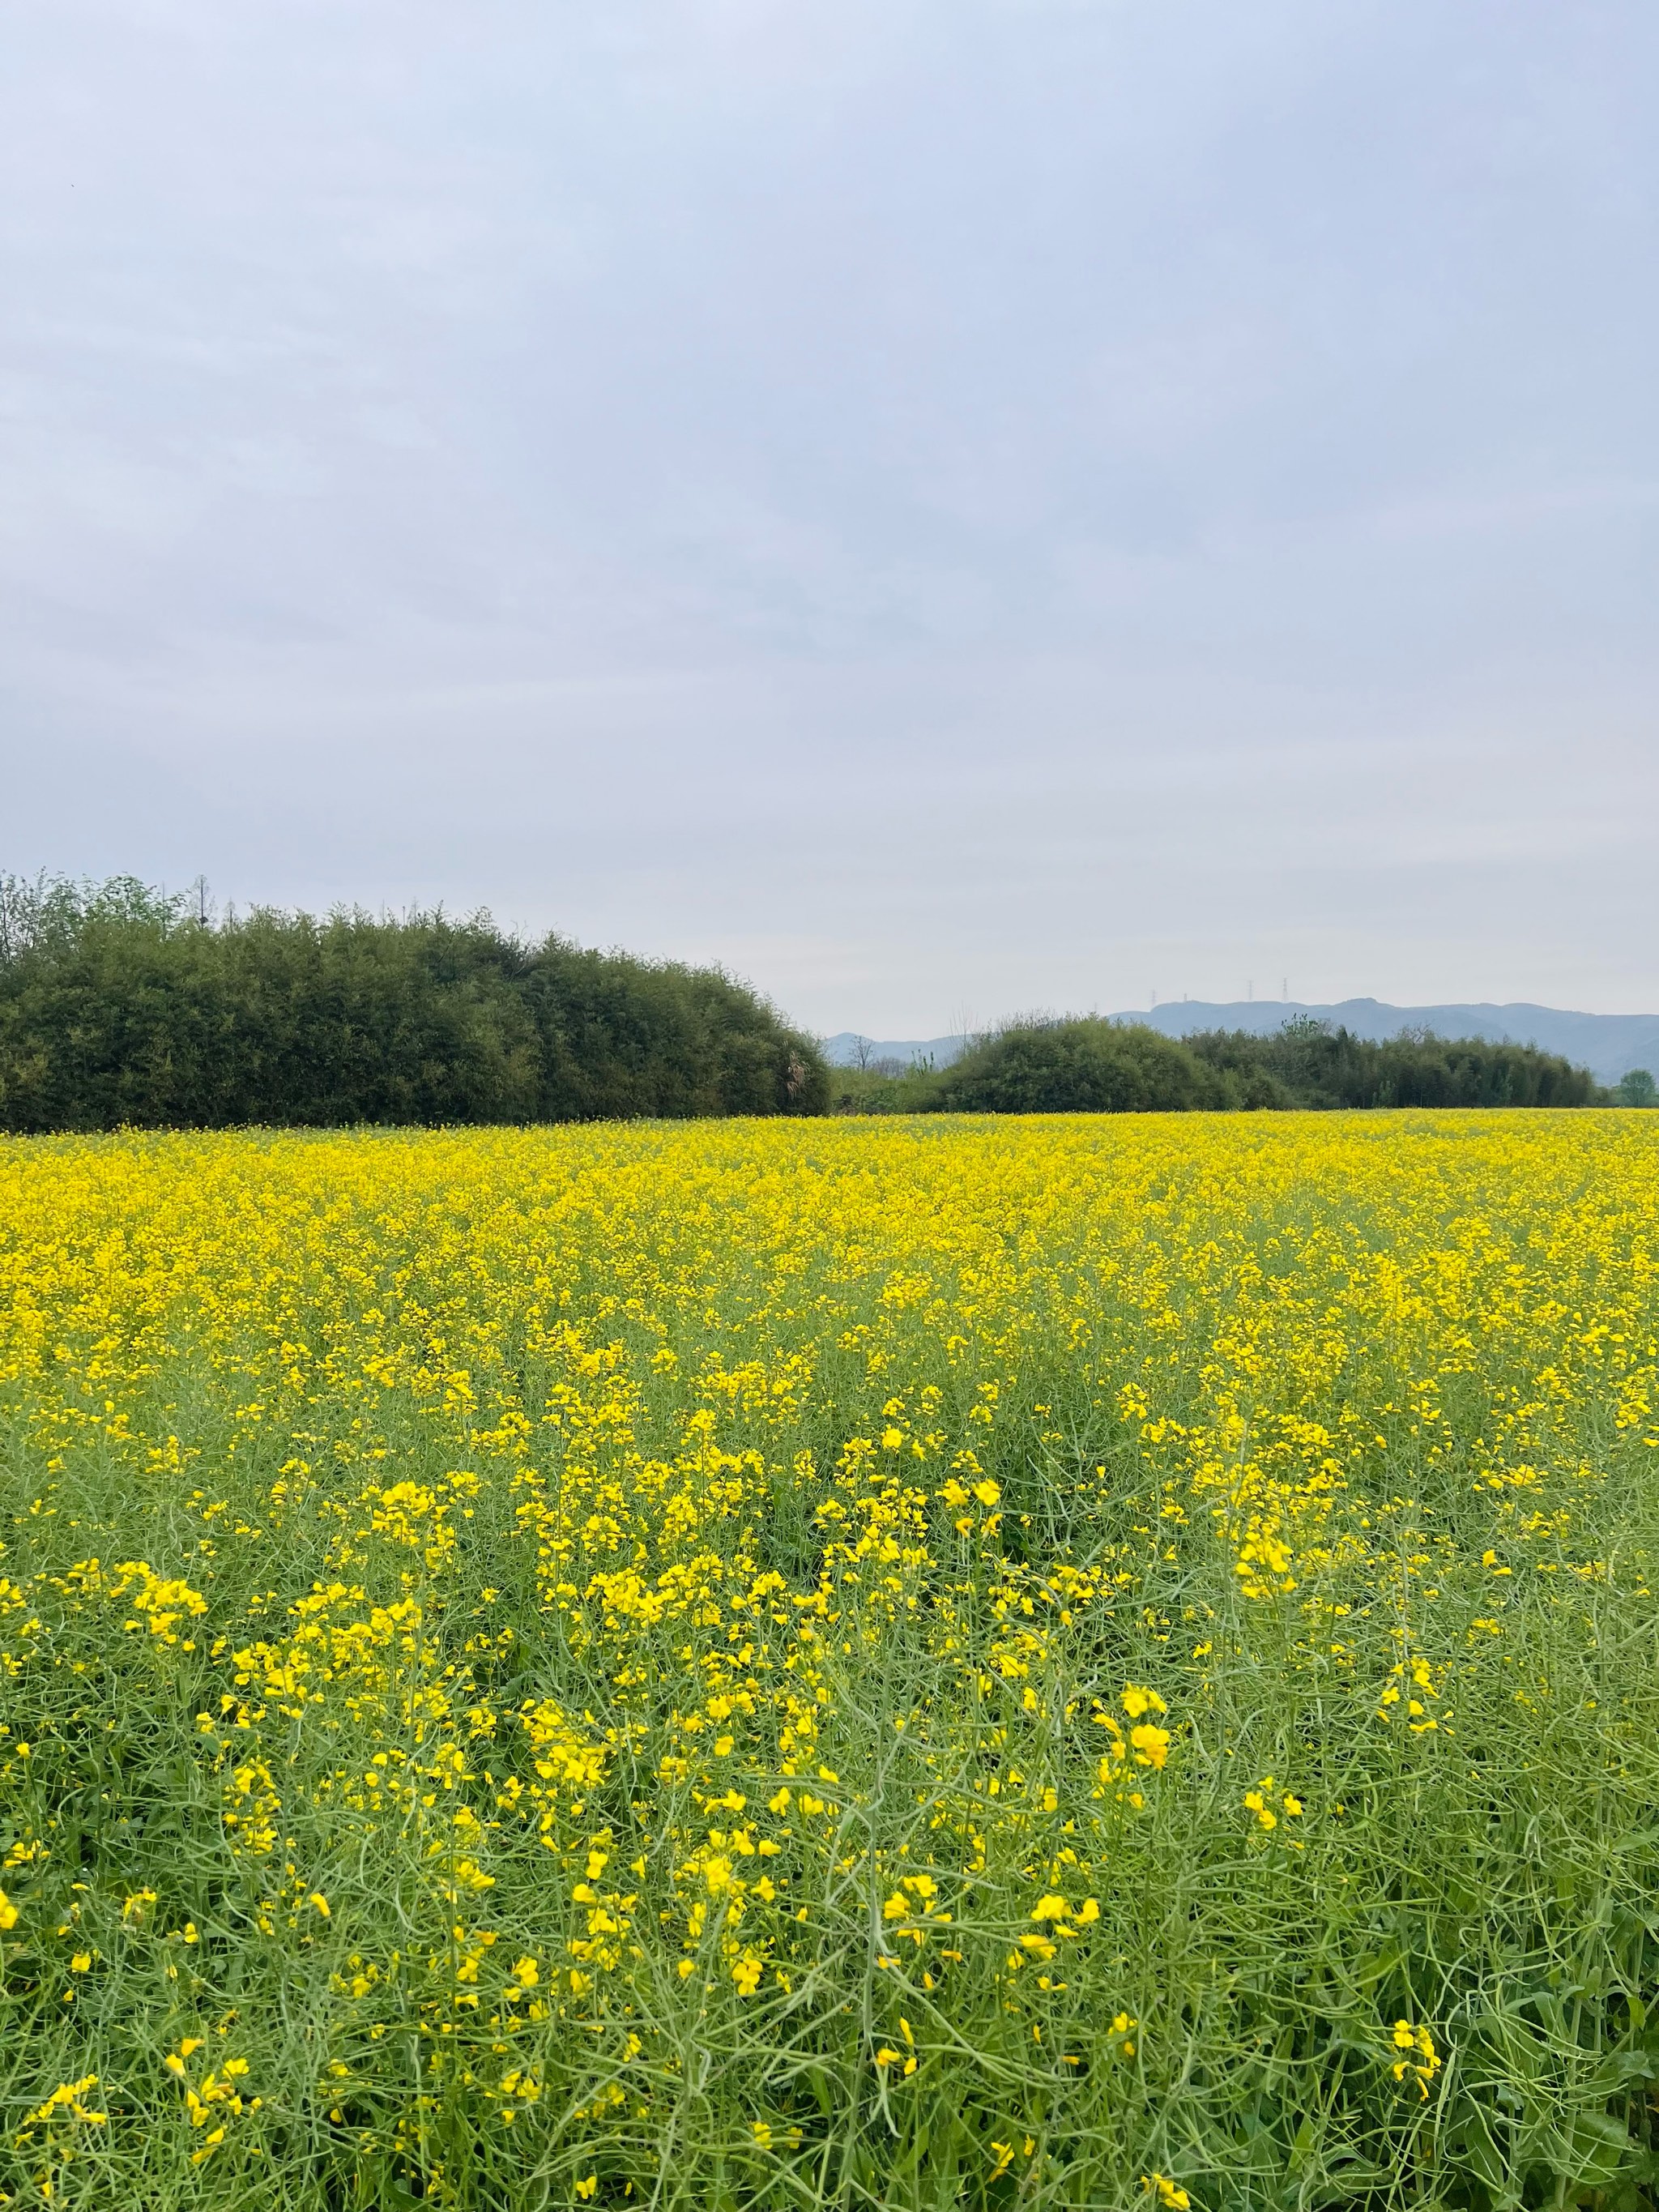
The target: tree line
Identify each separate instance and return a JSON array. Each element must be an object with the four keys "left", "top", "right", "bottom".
[
  {"left": 832, "top": 1014, "right": 1607, "bottom": 1115},
  {"left": 0, "top": 877, "right": 1628, "bottom": 1130},
  {"left": 0, "top": 875, "right": 826, "bottom": 1131}
]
